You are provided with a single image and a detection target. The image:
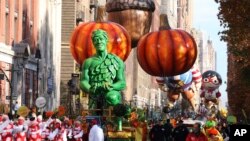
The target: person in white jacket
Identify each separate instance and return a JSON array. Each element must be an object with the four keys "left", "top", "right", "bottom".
[{"left": 89, "top": 119, "right": 104, "bottom": 141}]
